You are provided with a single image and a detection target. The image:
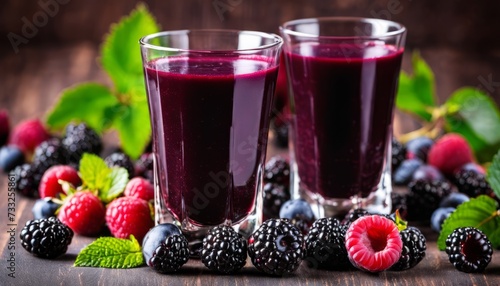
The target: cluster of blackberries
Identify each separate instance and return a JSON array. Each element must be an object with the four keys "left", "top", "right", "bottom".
[
  {"left": 391, "top": 135, "right": 495, "bottom": 229},
  {"left": 5, "top": 123, "right": 102, "bottom": 197},
  {"left": 2, "top": 122, "right": 154, "bottom": 199}
]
